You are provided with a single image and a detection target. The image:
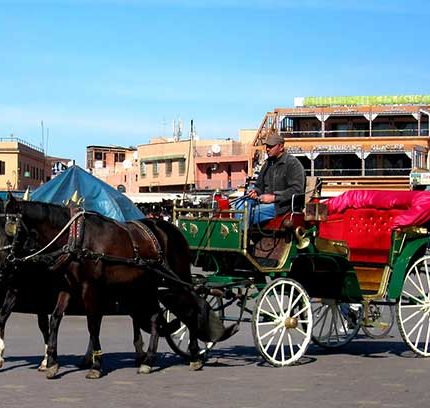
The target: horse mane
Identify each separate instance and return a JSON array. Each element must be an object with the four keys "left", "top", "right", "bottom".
[{"left": 20, "top": 200, "right": 70, "bottom": 227}]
